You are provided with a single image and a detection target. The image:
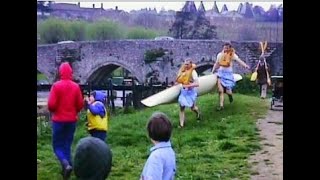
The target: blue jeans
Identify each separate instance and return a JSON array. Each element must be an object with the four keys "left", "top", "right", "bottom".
[
  {"left": 52, "top": 121, "right": 76, "bottom": 166},
  {"left": 89, "top": 129, "right": 107, "bottom": 142}
]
